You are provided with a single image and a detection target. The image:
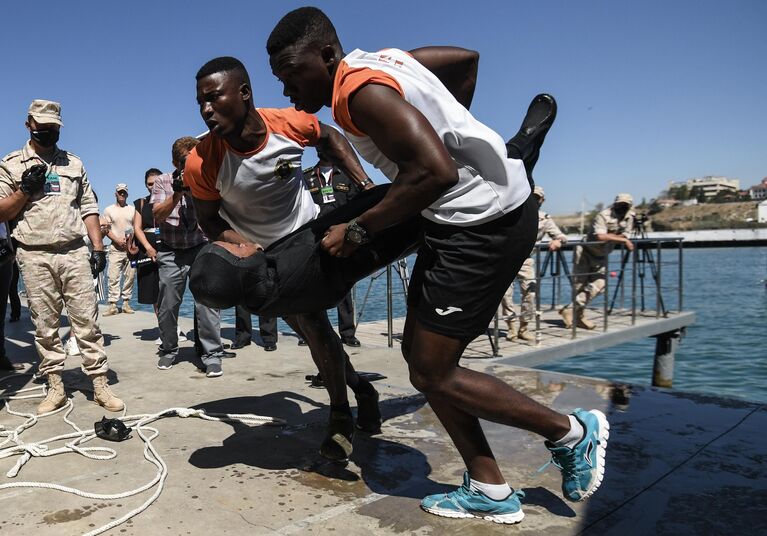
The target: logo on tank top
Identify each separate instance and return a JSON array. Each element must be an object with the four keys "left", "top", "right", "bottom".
[{"left": 274, "top": 159, "right": 296, "bottom": 180}]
